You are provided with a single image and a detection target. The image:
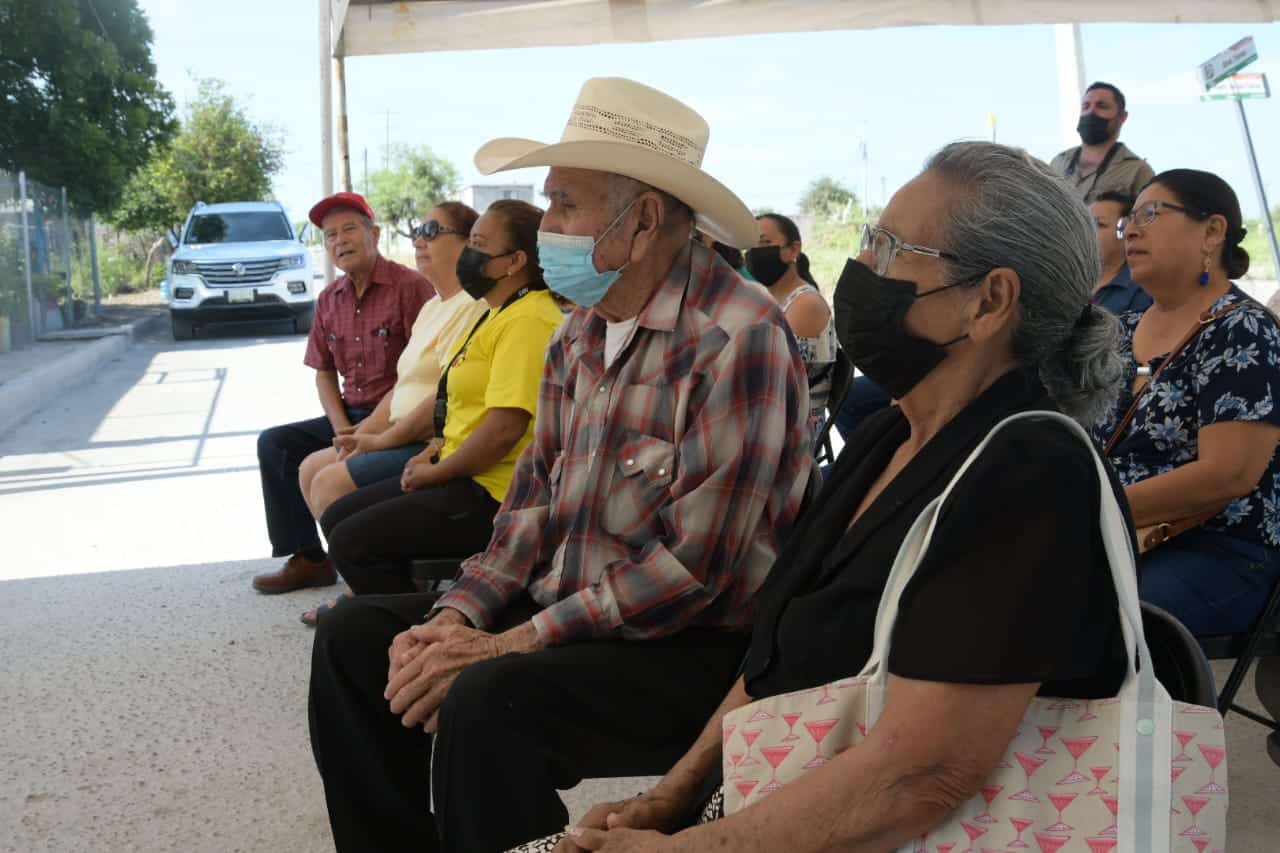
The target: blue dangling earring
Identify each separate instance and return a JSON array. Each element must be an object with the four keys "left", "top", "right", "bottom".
[{"left": 1199, "top": 254, "right": 1211, "bottom": 286}]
